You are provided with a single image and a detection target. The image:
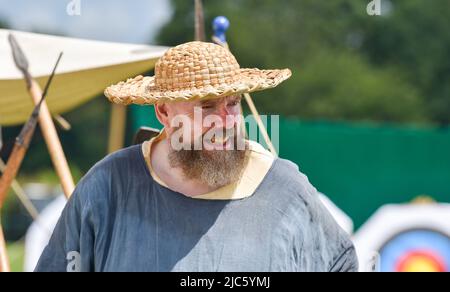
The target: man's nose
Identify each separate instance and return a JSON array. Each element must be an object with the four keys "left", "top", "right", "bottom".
[{"left": 216, "top": 104, "right": 234, "bottom": 128}]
